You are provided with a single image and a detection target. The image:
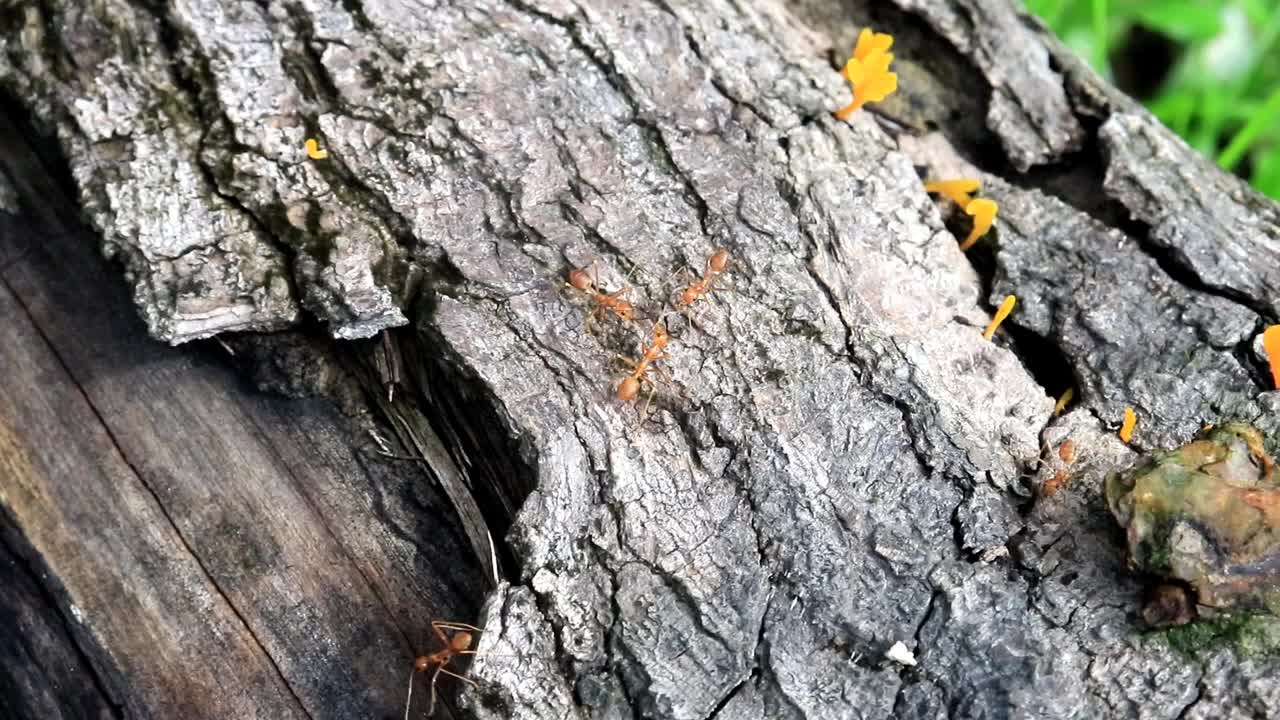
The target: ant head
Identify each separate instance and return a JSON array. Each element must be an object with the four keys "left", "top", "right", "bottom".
[
  {"left": 567, "top": 268, "right": 594, "bottom": 291},
  {"left": 414, "top": 655, "right": 432, "bottom": 672},
  {"left": 708, "top": 248, "right": 730, "bottom": 273},
  {"left": 678, "top": 287, "right": 698, "bottom": 306},
  {"left": 618, "top": 376, "right": 641, "bottom": 402},
  {"left": 449, "top": 631, "right": 474, "bottom": 652}
]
